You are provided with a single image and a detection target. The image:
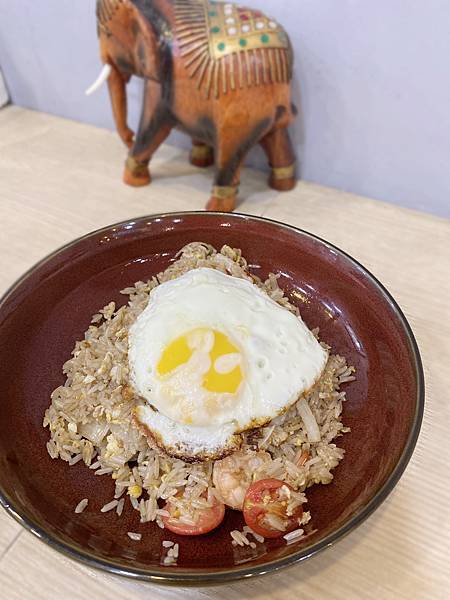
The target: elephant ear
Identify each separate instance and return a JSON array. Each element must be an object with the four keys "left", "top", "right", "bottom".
[
  {"left": 97, "top": 0, "right": 162, "bottom": 82},
  {"left": 96, "top": 0, "right": 124, "bottom": 33},
  {"left": 132, "top": 8, "right": 164, "bottom": 81}
]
